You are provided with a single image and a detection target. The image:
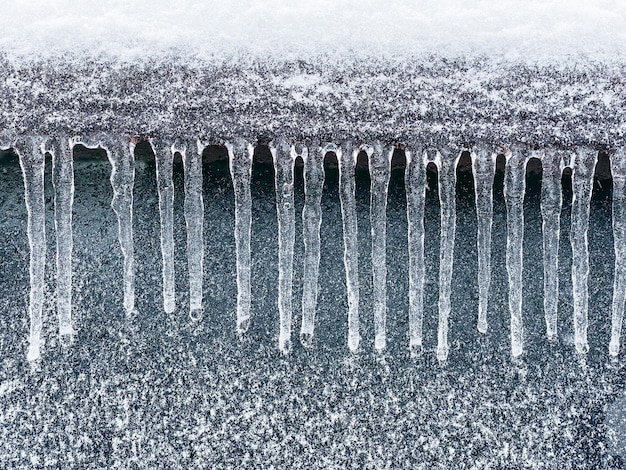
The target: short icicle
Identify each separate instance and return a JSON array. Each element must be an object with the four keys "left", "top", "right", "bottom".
[
  {"left": 150, "top": 138, "right": 176, "bottom": 313},
  {"left": 369, "top": 142, "right": 390, "bottom": 351},
  {"left": 570, "top": 147, "right": 597, "bottom": 354},
  {"left": 300, "top": 142, "right": 323, "bottom": 347},
  {"left": 227, "top": 138, "right": 254, "bottom": 334},
  {"left": 540, "top": 148, "right": 564, "bottom": 340},
  {"left": 18, "top": 137, "right": 46, "bottom": 361},
  {"left": 103, "top": 136, "right": 136, "bottom": 314},
  {"left": 46, "top": 137, "right": 76, "bottom": 343},
  {"left": 176, "top": 139, "right": 204, "bottom": 321},
  {"left": 472, "top": 144, "right": 496, "bottom": 334},
  {"left": 610, "top": 148, "right": 626, "bottom": 356},
  {"left": 405, "top": 144, "right": 426, "bottom": 354},
  {"left": 436, "top": 146, "right": 460, "bottom": 362},
  {"left": 503, "top": 147, "right": 528, "bottom": 357},
  {"left": 339, "top": 142, "right": 360, "bottom": 351},
  {"left": 273, "top": 138, "right": 296, "bottom": 353}
]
